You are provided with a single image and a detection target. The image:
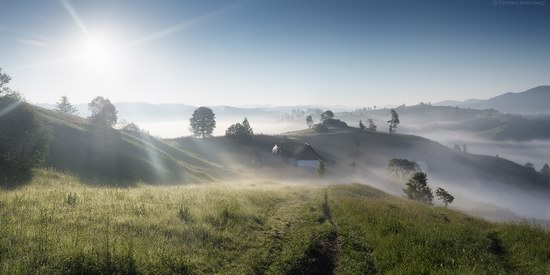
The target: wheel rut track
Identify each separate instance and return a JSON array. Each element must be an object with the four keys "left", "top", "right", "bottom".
[{"left": 321, "top": 191, "right": 341, "bottom": 275}]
